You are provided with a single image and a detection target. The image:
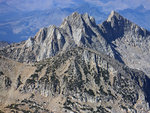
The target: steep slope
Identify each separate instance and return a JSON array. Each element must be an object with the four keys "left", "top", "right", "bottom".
[
  {"left": 0, "top": 48, "right": 150, "bottom": 113},
  {"left": 1, "top": 11, "right": 150, "bottom": 77},
  {"left": 0, "top": 12, "right": 113, "bottom": 63},
  {"left": 0, "top": 56, "right": 36, "bottom": 112},
  {"left": 1, "top": 11, "right": 150, "bottom": 78},
  {"left": 99, "top": 11, "right": 150, "bottom": 76}
]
